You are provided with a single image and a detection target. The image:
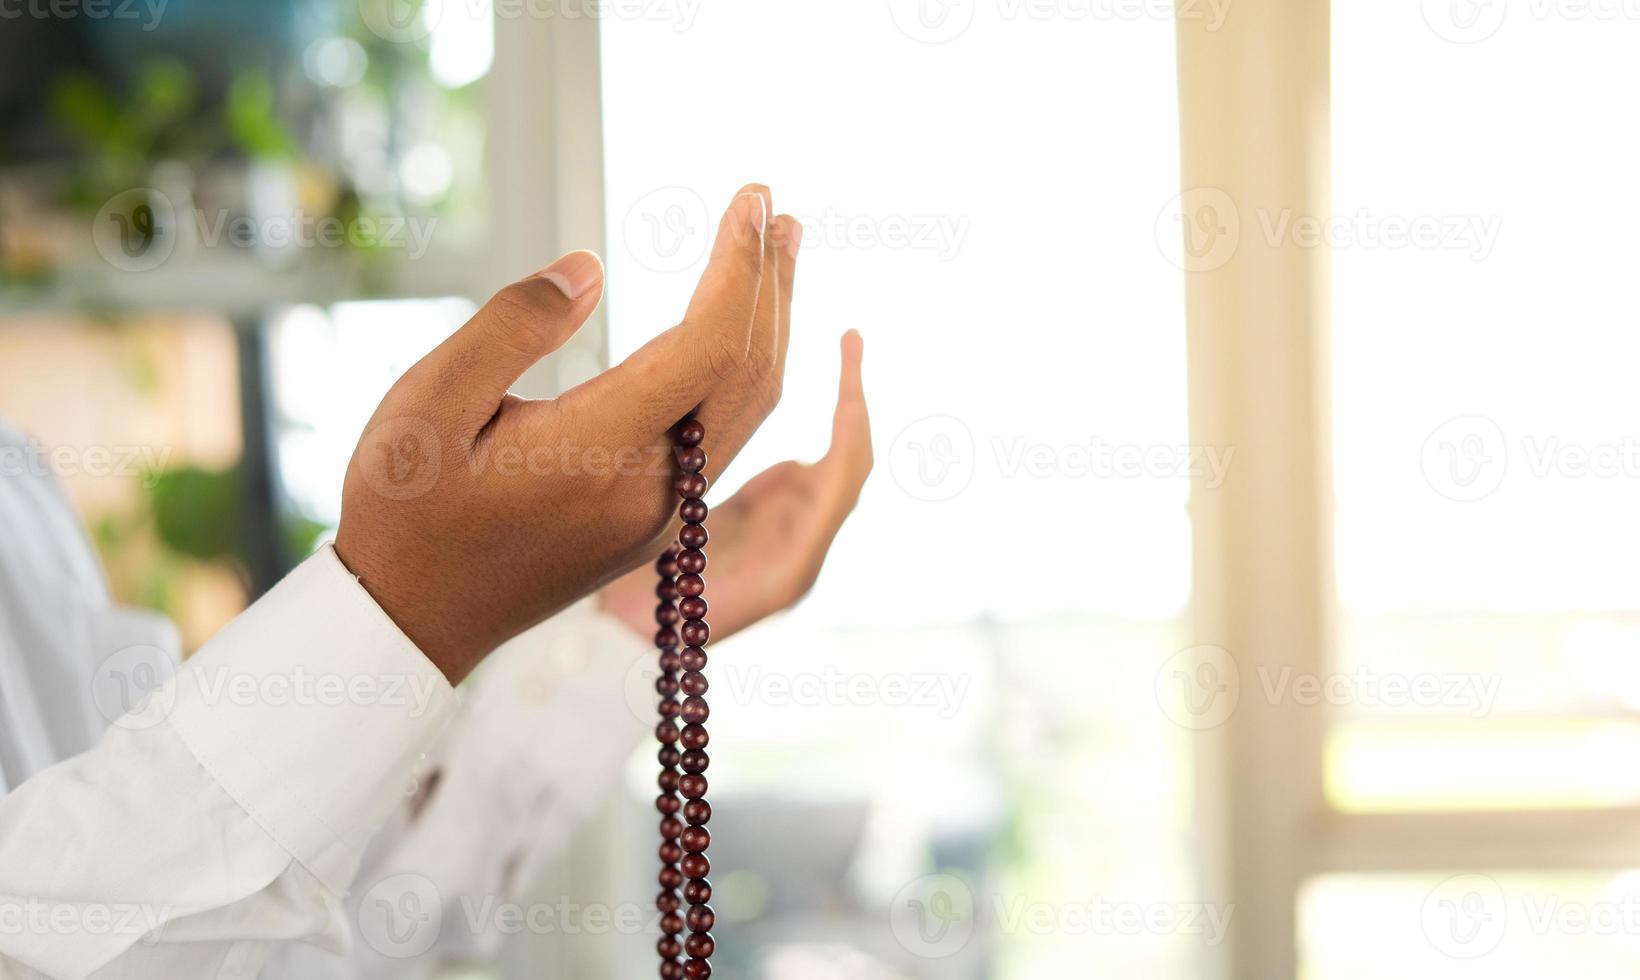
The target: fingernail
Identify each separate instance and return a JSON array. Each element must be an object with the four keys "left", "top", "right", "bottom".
[
  {"left": 537, "top": 250, "right": 603, "bottom": 299},
  {"left": 730, "top": 191, "right": 767, "bottom": 248},
  {"left": 783, "top": 218, "right": 803, "bottom": 260}
]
